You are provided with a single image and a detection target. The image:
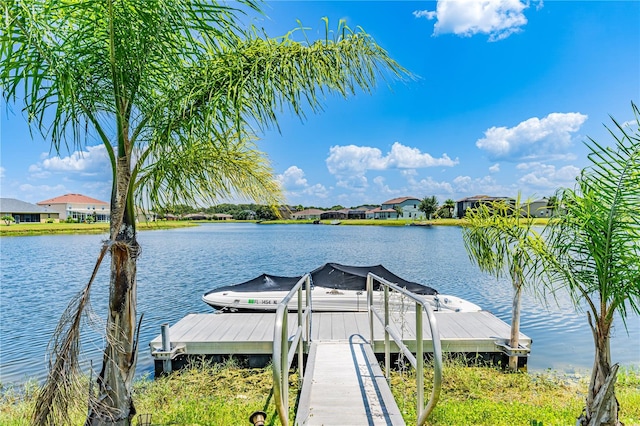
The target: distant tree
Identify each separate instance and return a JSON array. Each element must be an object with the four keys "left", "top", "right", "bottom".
[
  {"left": 295, "top": 204, "right": 304, "bottom": 211},
  {"left": 1, "top": 215, "right": 14, "bottom": 225},
  {"left": 444, "top": 198, "right": 456, "bottom": 217},
  {"left": 535, "top": 103, "right": 640, "bottom": 425},
  {"left": 435, "top": 205, "right": 450, "bottom": 219},
  {"left": 163, "top": 204, "right": 196, "bottom": 216},
  {"left": 330, "top": 205, "right": 345, "bottom": 211},
  {"left": 393, "top": 205, "right": 404, "bottom": 218},
  {"left": 255, "top": 205, "right": 277, "bottom": 220},
  {"left": 419, "top": 196, "right": 438, "bottom": 219},
  {"left": 546, "top": 195, "right": 558, "bottom": 215},
  {"left": 235, "top": 210, "right": 256, "bottom": 220}
]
